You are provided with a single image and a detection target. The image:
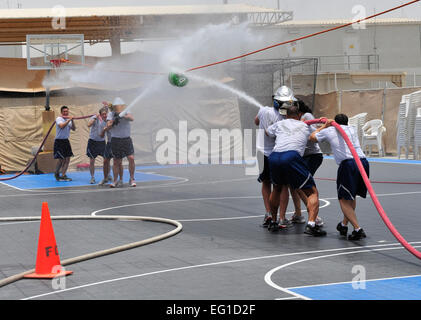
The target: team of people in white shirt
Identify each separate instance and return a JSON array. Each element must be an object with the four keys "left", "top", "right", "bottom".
[
  {"left": 54, "top": 89, "right": 368, "bottom": 239},
  {"left": 256, "top": 86, "right": 369, "bottom": 240}
]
